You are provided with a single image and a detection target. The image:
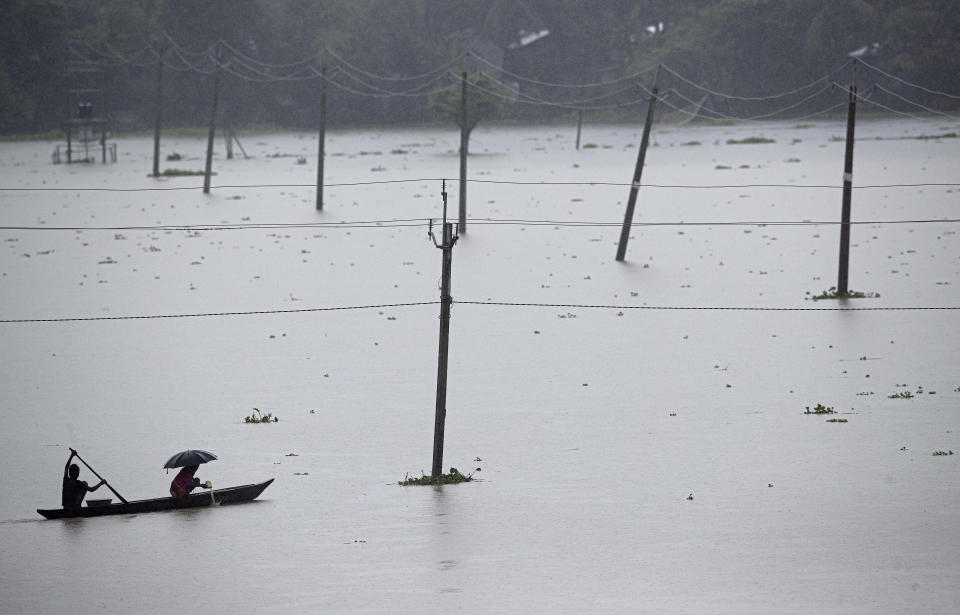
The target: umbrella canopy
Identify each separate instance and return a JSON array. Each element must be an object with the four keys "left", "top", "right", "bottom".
[{"left": 163, "top": 449, "right": 218, "bottom": 469}]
